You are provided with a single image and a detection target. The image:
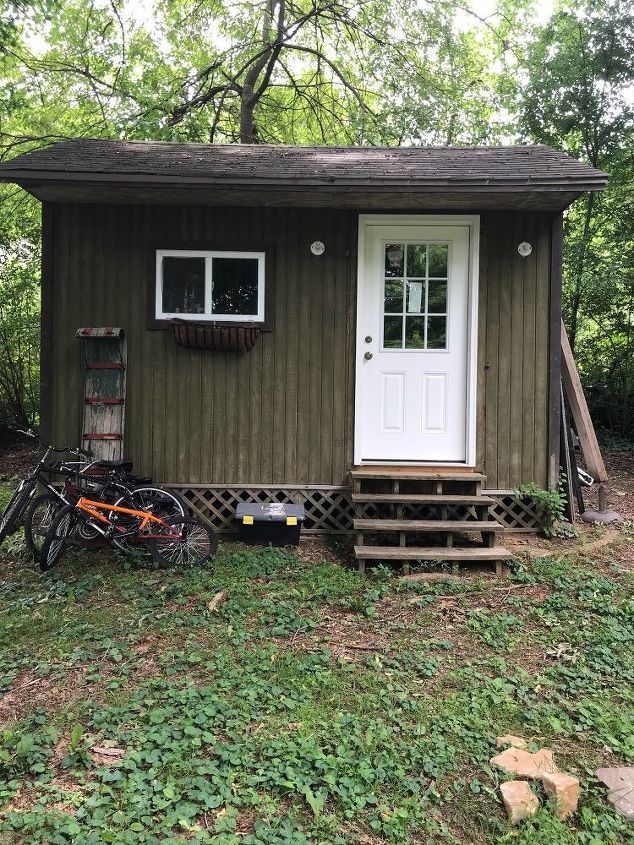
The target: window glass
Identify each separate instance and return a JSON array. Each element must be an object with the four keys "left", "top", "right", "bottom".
[
  {"left": 384, "top": 279, "right": 403, "bottom": 313},
  {"left": 405, "top": 316, "right": 426, "bottom": 349},
  {"left": 406, "top": 244, "right": 426, "bottom": 277},
  {"left": 162, "top": 257, "right": 205, "bottom": 315},
  {"left": 212, "top": 257, "right": 259, "bottom": 316},
  {"left": 157, "top": 250, "right": 265, "bottom": 322},
  {"left": 381, "top": 241, "right": 449, "bottom": 350},
  {"left": 383, "top": 316, "right": 403, "bottom": 348}
]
